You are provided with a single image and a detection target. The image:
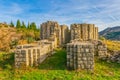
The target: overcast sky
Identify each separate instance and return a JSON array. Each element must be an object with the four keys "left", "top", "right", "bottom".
[{"left": 0, "top": 0, "right": 120, "bottom": 31}]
